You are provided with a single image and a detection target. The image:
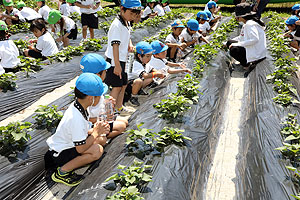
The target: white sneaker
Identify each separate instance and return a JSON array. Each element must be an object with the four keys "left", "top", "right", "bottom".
[{"left": 120, "top": 106, "right": 135, "bottom": 115}]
